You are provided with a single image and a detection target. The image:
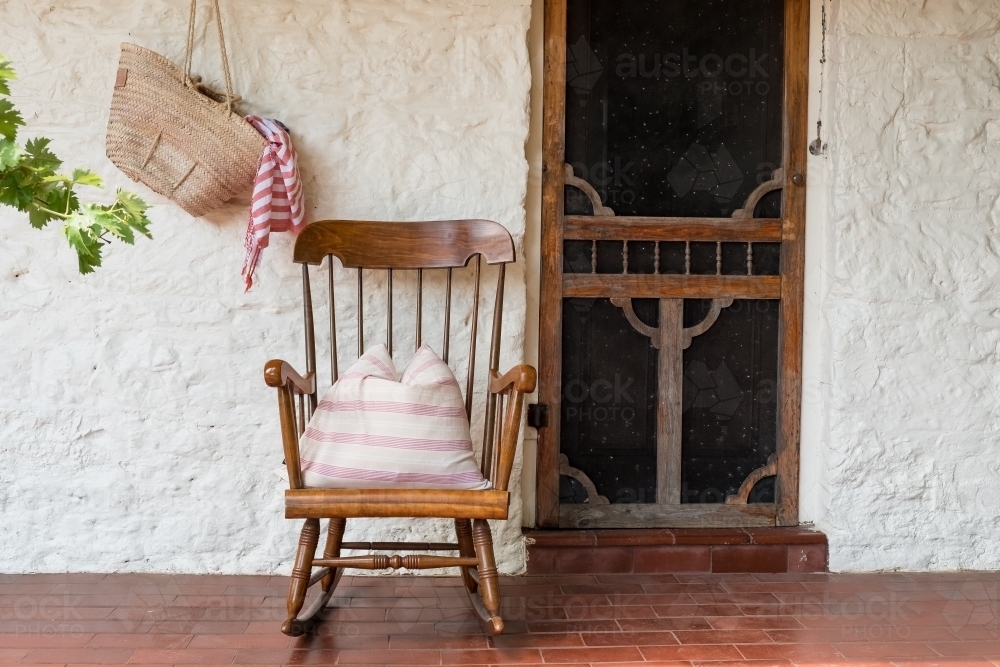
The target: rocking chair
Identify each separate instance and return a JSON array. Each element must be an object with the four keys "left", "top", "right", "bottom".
[{"left": 264, "top": 219, "right": 536, "bottom": 637}]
